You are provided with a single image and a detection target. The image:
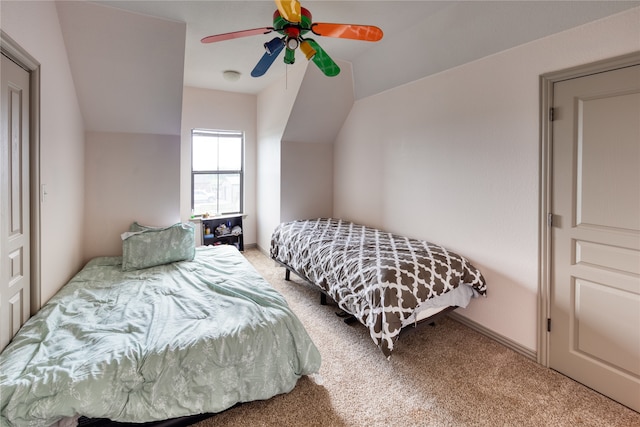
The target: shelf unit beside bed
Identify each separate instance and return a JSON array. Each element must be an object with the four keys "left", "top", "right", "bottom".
[{"left": 202, "top": 214, "right": 244, "bottom": 251}]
